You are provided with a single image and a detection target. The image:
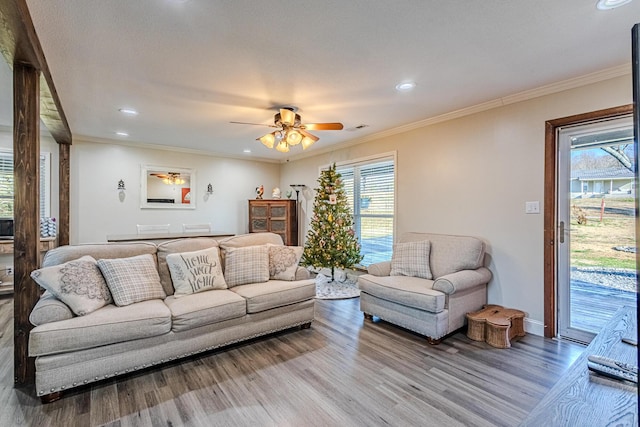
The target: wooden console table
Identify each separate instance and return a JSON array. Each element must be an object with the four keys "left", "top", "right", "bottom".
[
  {"left": 521, "top": 305, "right": 638, "bottom": 426},
  {"left": 106, "top": 232, "right": 234, "bottom": 244}
]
